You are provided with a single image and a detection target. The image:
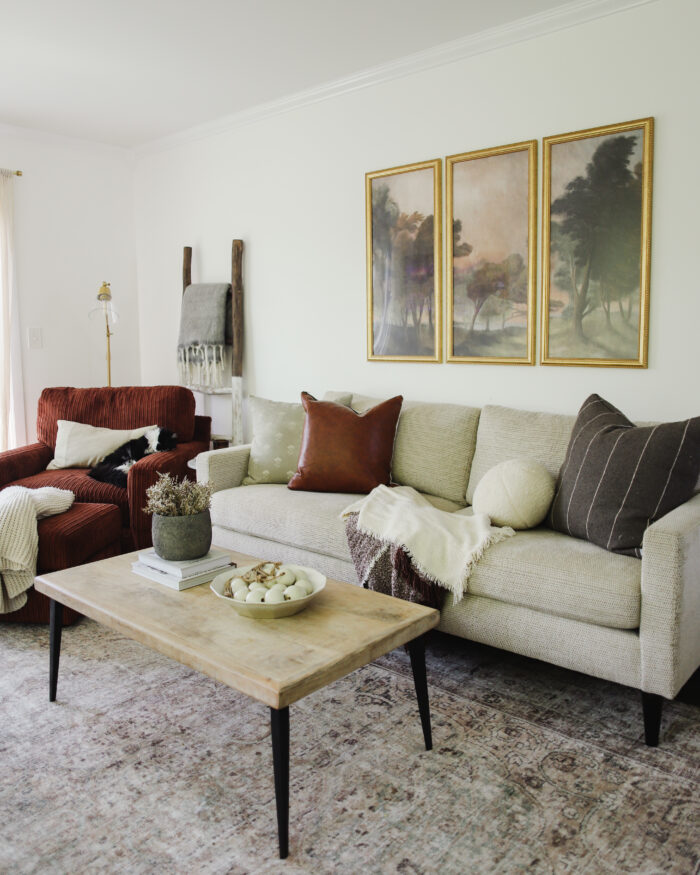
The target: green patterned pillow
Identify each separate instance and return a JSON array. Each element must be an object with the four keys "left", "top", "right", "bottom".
[
  {"left": 243, "top": 394, "right": 353, "bottom": 485},
  {"left": 243, "top": 397, "right": 306, "bottom": 485}
]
